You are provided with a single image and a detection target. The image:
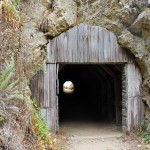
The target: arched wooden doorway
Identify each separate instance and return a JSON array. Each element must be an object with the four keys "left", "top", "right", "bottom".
[{"left": 30, "top": 24, "right": 145, "bottom": 133}]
